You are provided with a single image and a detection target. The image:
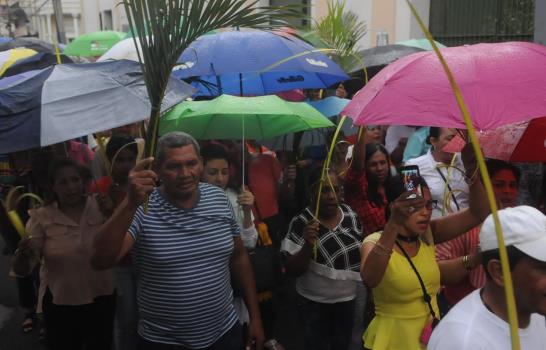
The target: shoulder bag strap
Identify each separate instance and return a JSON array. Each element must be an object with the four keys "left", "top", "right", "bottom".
[
  {"left": 395, "top": 240, "right": 438, "bottom": 319},
  {"left": 435, "top": 167, "right": 460, "bottom": 211}
]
